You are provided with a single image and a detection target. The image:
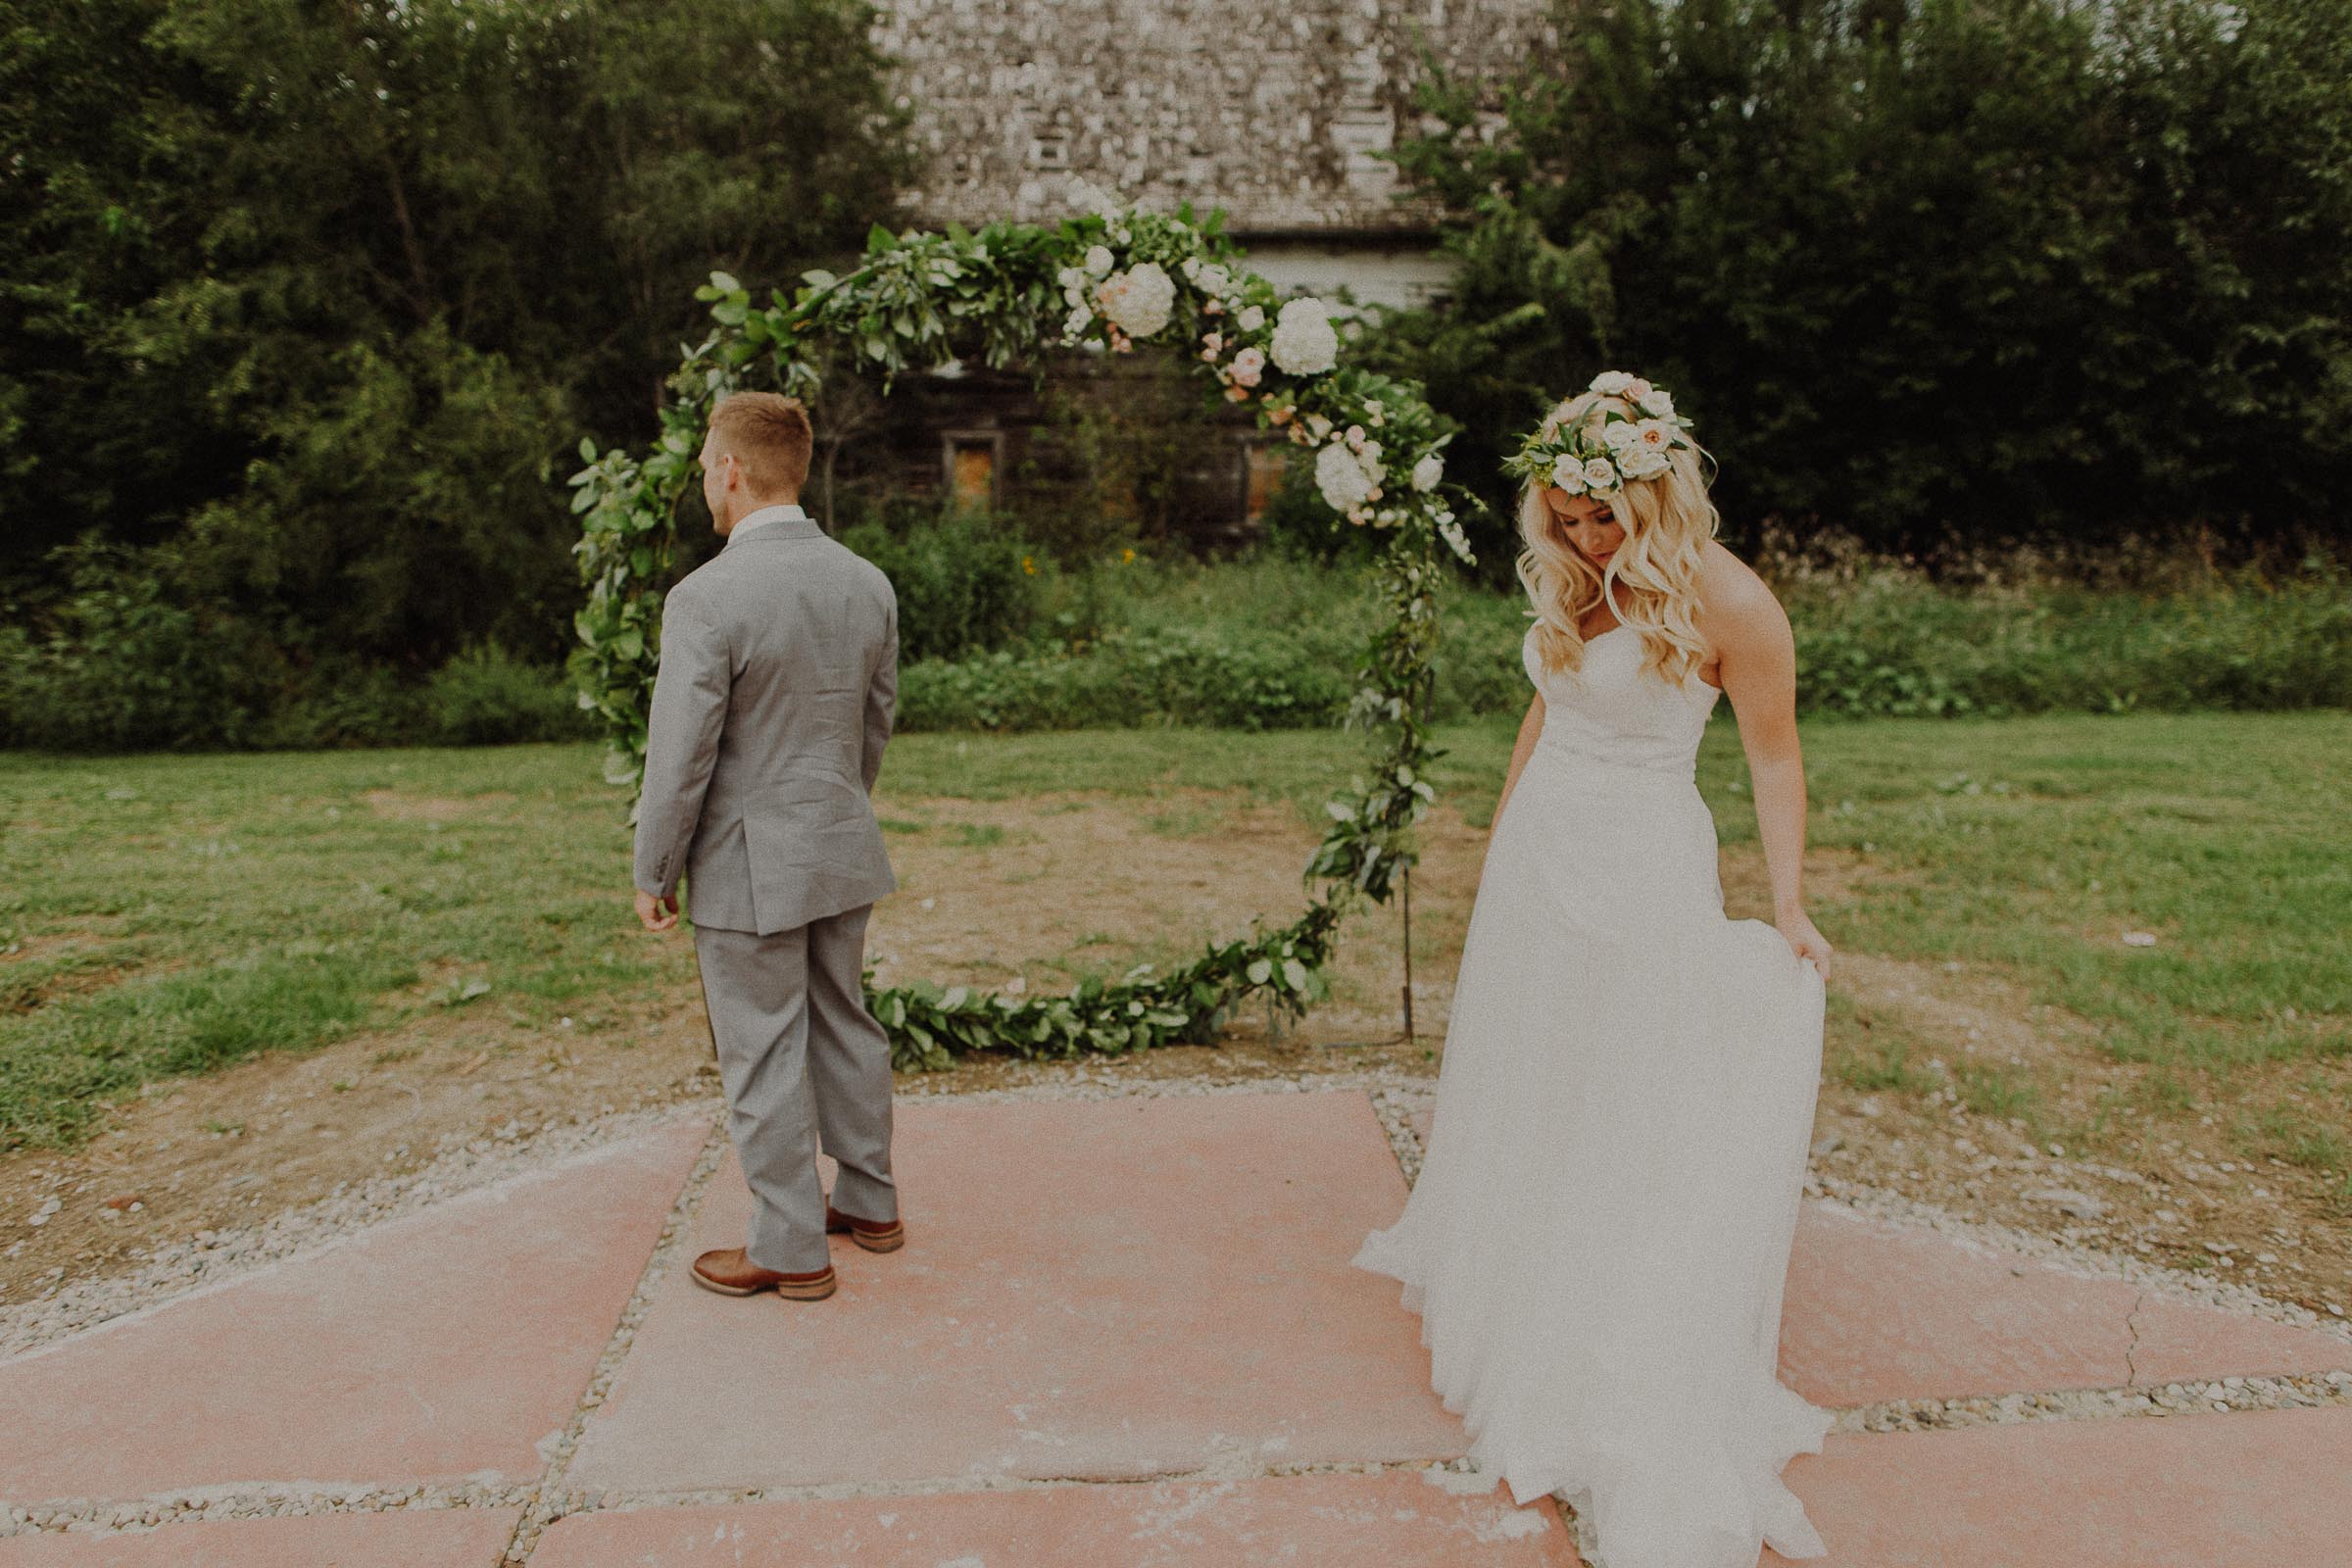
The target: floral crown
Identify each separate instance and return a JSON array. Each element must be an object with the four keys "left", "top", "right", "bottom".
[{"left": 1501, "top": 370, "right": 1697, "bottom": 496}]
